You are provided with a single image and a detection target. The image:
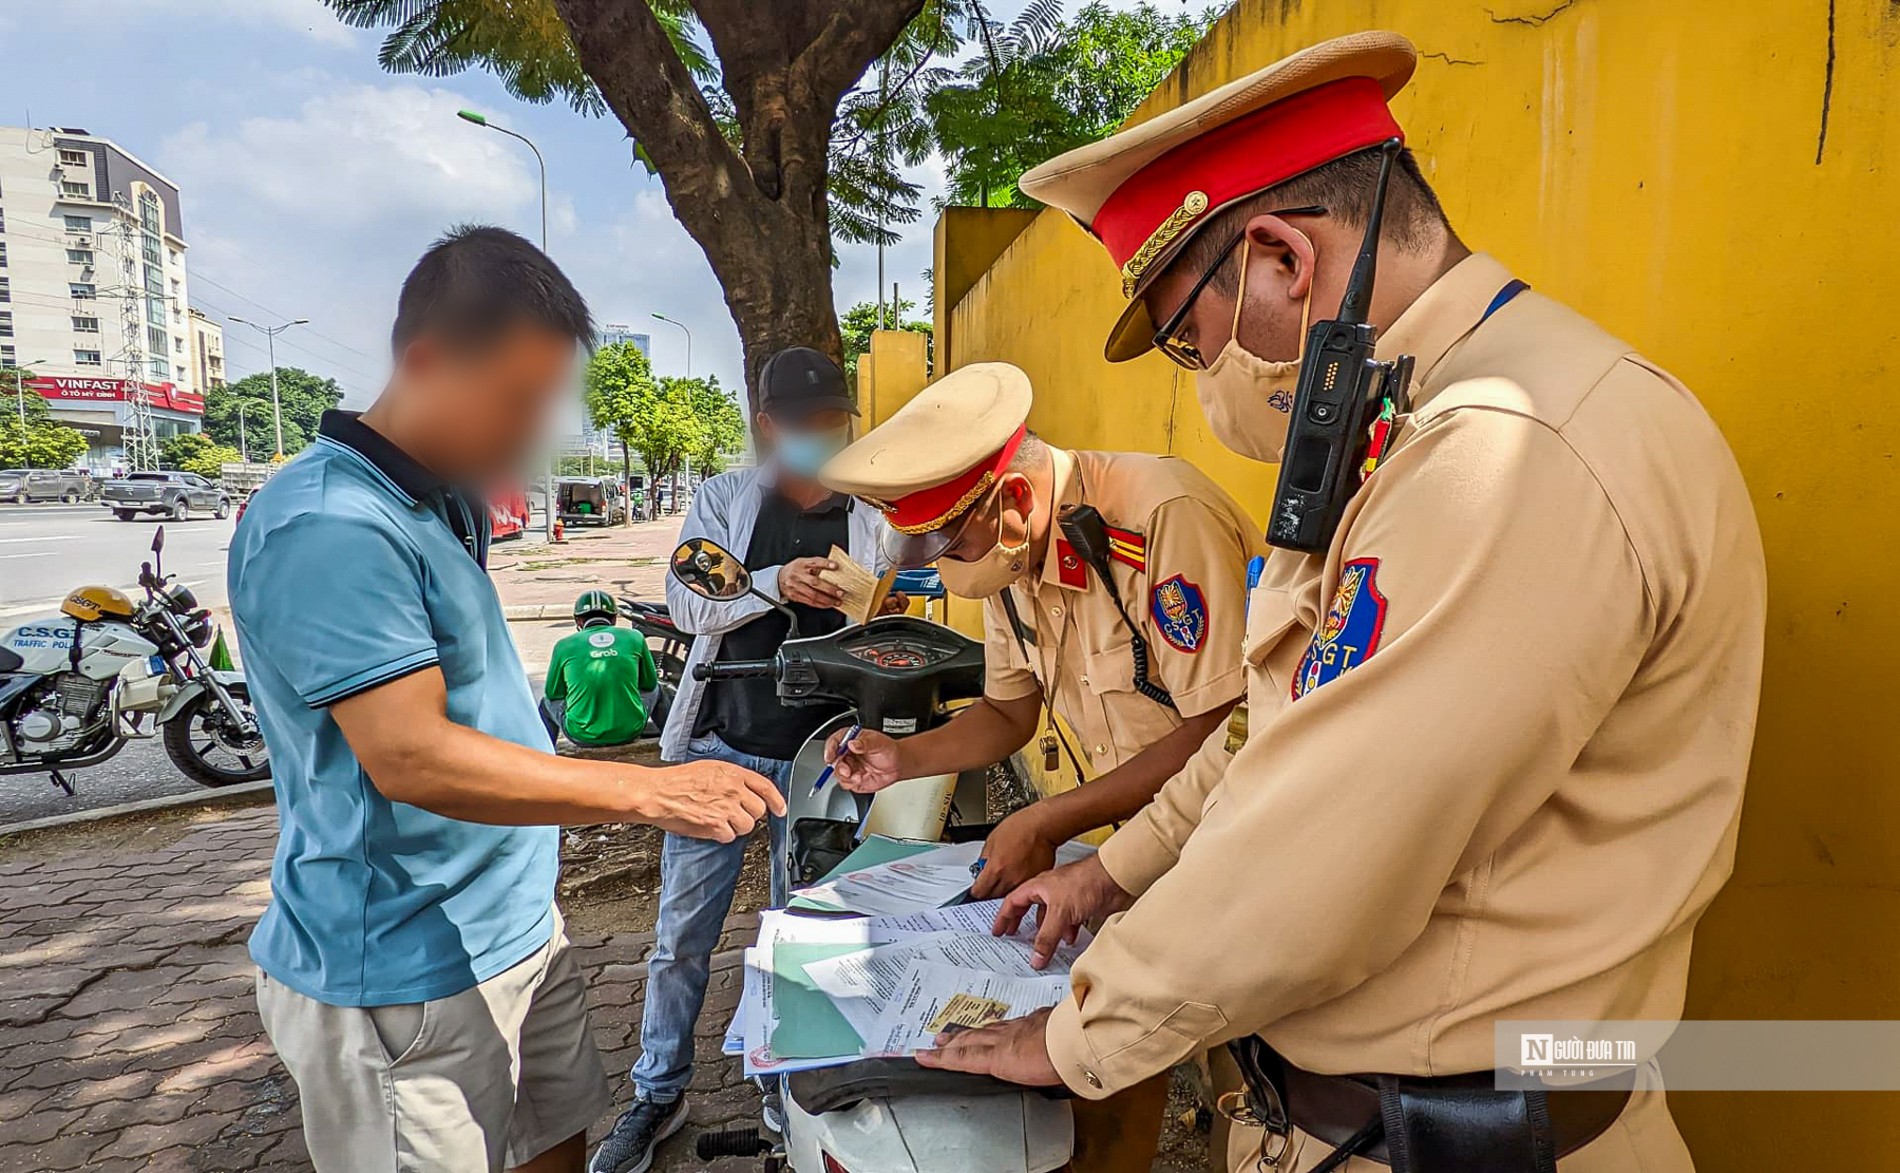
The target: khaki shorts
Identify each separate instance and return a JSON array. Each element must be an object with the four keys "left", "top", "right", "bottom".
[{"left": 256, "top": 908, "right": 611, "bottom": 1173}]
